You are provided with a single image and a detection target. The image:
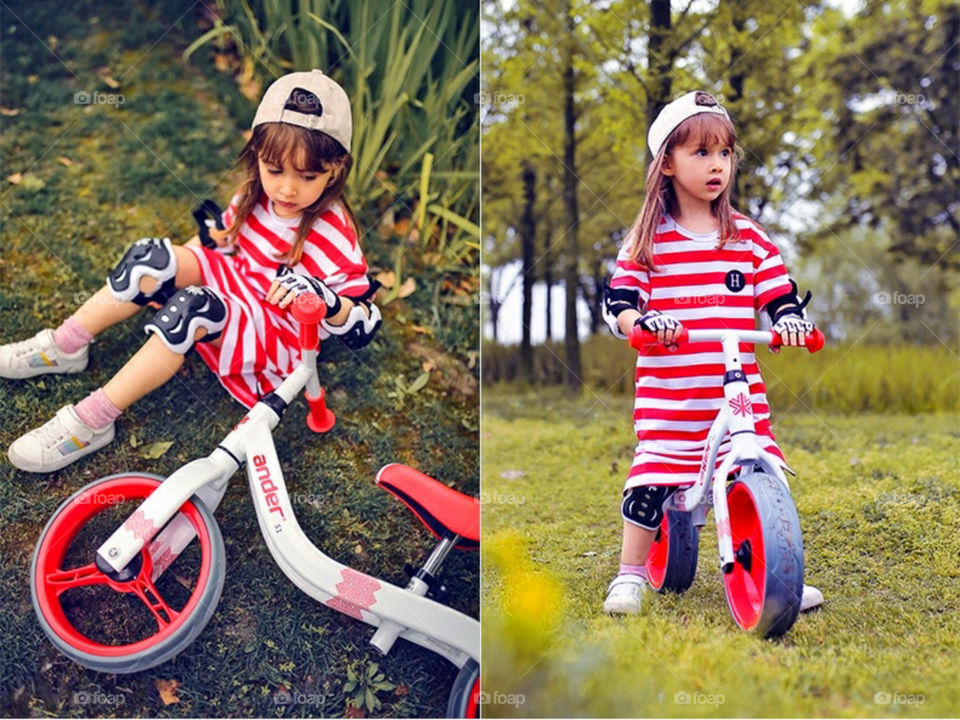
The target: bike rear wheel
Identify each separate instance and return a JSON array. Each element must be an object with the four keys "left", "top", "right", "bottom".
[
  {"left": 645, "top": 510, "right": 700, "bottom": 593},
  {"left": 722, "top": 472, "right": 804, "bottom": 638},
  {"left": 446, "top": 658, "right": 479, "bottom": 718},
  {"left": 31, "top": 474, "right": 225, "bottom": 672}
]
